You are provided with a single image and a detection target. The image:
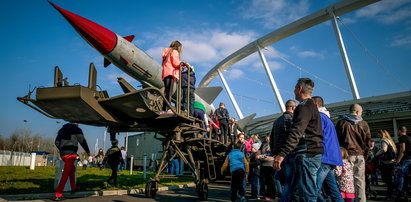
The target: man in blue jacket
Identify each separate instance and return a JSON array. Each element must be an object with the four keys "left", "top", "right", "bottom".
[
  {"left": 221, "top": 141, "right": 250, "bottom": 202},
  {"left": 313, "top": 96, "right": 344, "bottom": 202}
]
